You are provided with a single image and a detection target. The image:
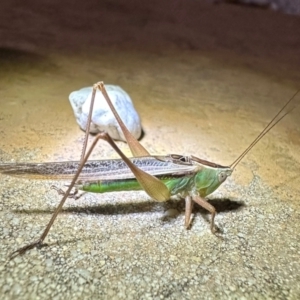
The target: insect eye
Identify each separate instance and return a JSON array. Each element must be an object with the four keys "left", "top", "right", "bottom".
[{"left": 218, "top": 172, "right": 227, "bottom": 183}]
